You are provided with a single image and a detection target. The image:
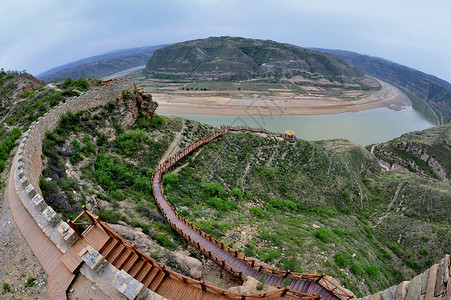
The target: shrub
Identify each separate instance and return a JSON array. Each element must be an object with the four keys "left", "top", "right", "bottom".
[
  {"left": 419, "top": 248, "right": 429, "bottom": 256},
  {"left": 150, "top": 114, "right": 164, "bottom": 128},
  {"left": 206, "top": 197, "right": 237, "bottom": 211},
  {"left": 250, "top": 207, "right": 265, "bottom": 218},
  {"left": 202, "top": 182, "right": 223, "bottom": 197},
  {"left": 154, "top": 233, "right": 177, "bottom": 250},
  {"left": 269, "top": 198, "right": 296, "bottom": 211},
  {"left": 98, "top": 210, "right": 123, "bottom": 223},
  {"left": 264, "top": 167, "right": 276, "bottom": 178},
  {"left": 365, "top": 265, "right": 380, "bottom": 278},
  {"left": 333, "top": 252, "right": 350, "bottom": 268},
  {"left": 404, "top": 258, "right": 423, "bottom": 272},
  {"left": 350, "top": 262, "right": 363, "bottom": 276},
  {"left": 262, "top": 250, "right": 280, "bottom": 262},
  {"left": 377, "top": 250, "right": 392, "bottom": 261},
  {"left": 25, "top": 276, "right": 36, "bottom": 287},
  {"left": 2, "top": 282, "right": 10, "bottom": 293},
  {"left": 231, "top": 188, "right": 244, "bottom": 199},
  {"left": 420, "top": 235, "right": 430, "bottom": 242},
  {"left": 114, "top": 130, "right": 147, "bottom": 156},
  {"left": 137, "top": 116, "right": 150, "bottom": 129},
  {"left": 362, "top": 225, "right": 373, "bottom": 238},
  {"left": 163, "top": 173, "right": 179, "bottom": 185},
  {"left": 313, "top": 228, "right": 331, "bottom": 243},
  {"left": 387, "top": 243, "right": 404, "bottom": 257}
]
